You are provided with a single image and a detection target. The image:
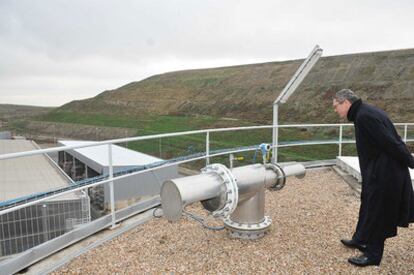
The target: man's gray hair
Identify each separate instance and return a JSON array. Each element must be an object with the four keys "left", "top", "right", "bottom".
[{"left": 334, "top": 89, "right": 359, "bottom": 103}]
